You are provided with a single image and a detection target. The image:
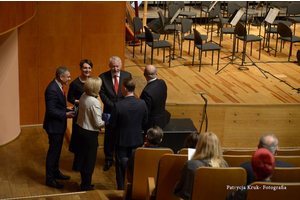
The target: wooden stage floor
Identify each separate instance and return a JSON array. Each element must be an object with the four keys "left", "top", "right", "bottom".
[{"left": 124, "top": 22, "right": 300, "bottom": 105}]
